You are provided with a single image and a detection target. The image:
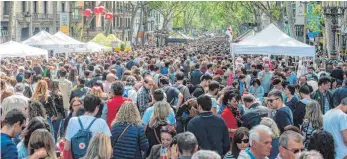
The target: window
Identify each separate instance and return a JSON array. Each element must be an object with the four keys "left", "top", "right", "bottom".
[
  {"left": 33, "top": 1, "right": 38, "bottom": 13},
  {"left": 22, "top": 1, "right": 26, "bottom": 12},
  {"left": 44, "top": 1, "right": 48, "bottom": 14},
  {"left": 61, "top": 2, "right": 65, "bottom": 12},
  {"left": 3, "top": 1, "right": 10, "bottom": 15},
  {"left": 295, "top": 25, "right": 304, "bottom": 37}
]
